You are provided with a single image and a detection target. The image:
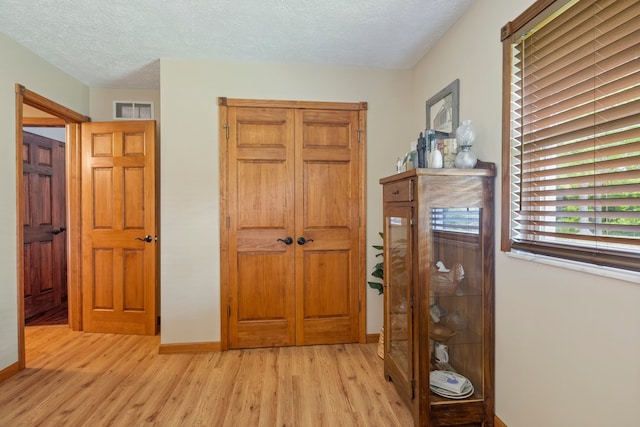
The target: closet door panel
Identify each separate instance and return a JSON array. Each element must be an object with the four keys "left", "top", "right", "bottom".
[
  {"left": 295, "top": 109, "right": 360, "bottom": 345},
  {"left": 224, "top": 101, "right": 364, "bottom": 349},
  {"left": 228, "top": 107, "right": 296, "bottom": 348}
]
